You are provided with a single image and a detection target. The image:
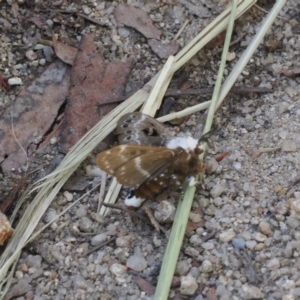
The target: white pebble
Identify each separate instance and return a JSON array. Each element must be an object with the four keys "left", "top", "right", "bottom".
[
  {"left": 8, "top": 77, "right": 23, "bottom": 85},
  {"left": 63, "top": 191, "right": 73, "bottom": 202},
  {"left": 110, "top": 263, "right": 127, "bottom": 277},
  {"left": 180, "top": 275, "right": 198, "bottom": 295}
]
